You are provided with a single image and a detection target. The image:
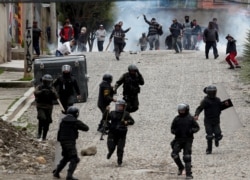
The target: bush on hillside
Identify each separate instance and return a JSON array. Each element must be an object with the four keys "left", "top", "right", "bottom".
[{"left": 240, "top": 29, "right": 250, "bottom": 83}]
